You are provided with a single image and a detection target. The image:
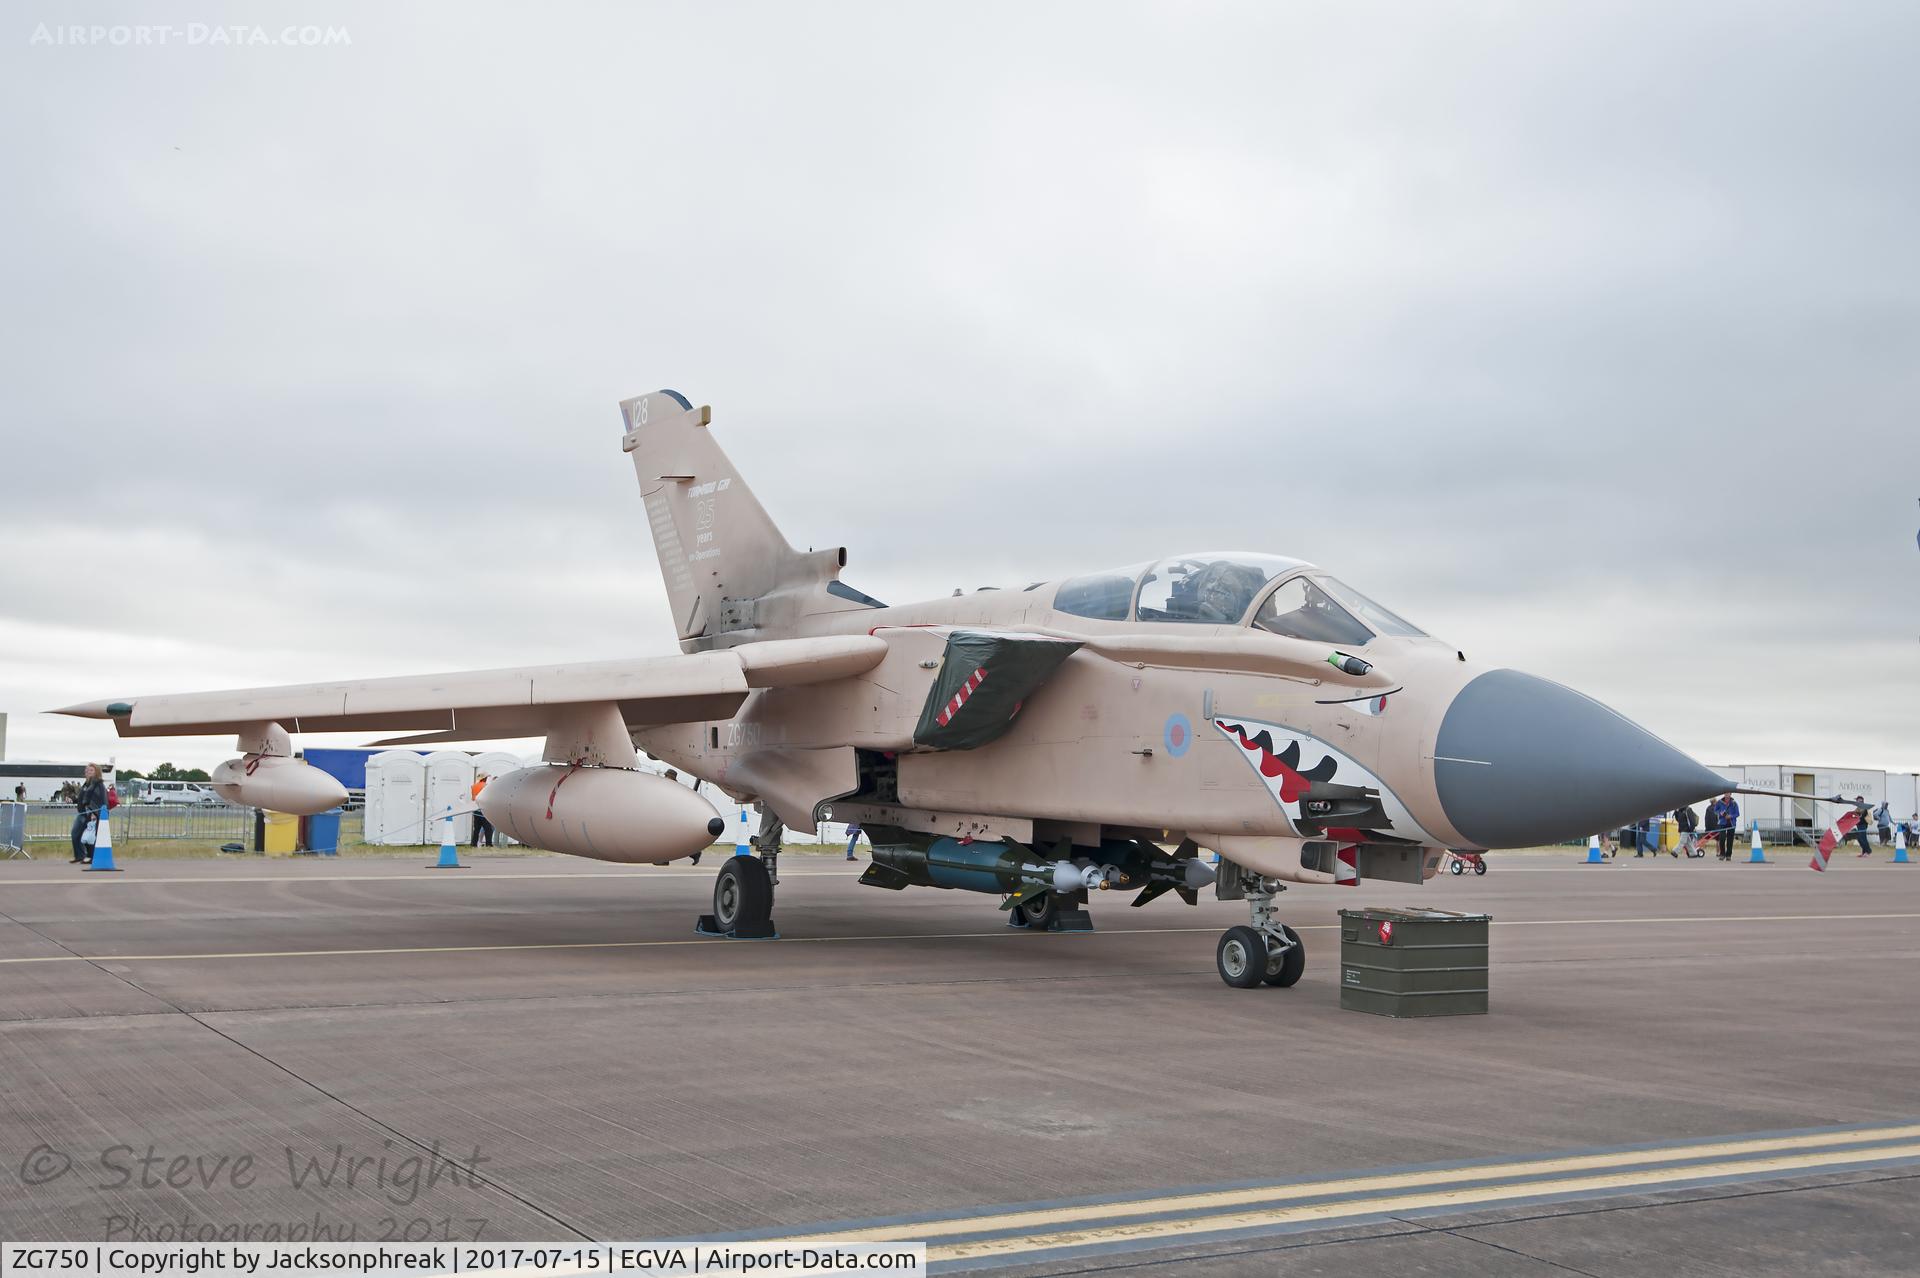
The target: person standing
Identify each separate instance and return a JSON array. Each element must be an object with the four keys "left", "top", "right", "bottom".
[
  {"left": 70, "top": 763, "right": 107, "bottom": 865},
  {"left": 844, "top": 821, "right": 863, "bottom": 861},
  {"left": 1716, "top": 794, "right": 1740, "bottom": 860},
  {"left": 469, "top": 773, "right": 494, "bottom": 847},
  {"left": 1852, "top": 796, "right": 1875, "bottom": 856},
  {"left": 1873, "top": 800, "right": 1892, "bottom": 847},
  {"left": 12, "top": 782, "right": 24, "bottom": 803}
]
